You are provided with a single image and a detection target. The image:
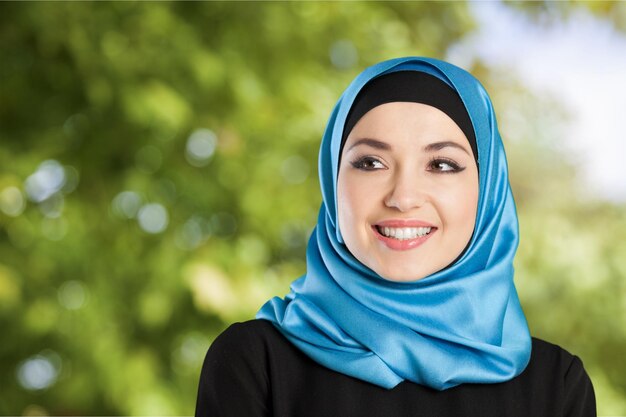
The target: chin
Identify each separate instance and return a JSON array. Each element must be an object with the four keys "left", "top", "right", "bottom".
[{"left": 376, "top": 265, "right": 430, "bottom": 283}]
